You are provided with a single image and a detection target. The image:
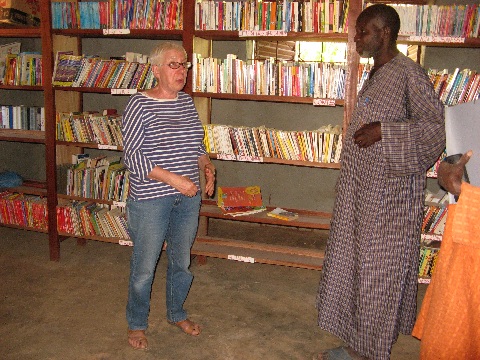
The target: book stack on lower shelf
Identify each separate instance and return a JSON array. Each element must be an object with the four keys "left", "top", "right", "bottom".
[
  {"left": 418, "top": 189, "right": 449, "bottom": 284},
  {"left": 0, "top": 190, "right": 48, "bottom": 231},
  {"left": 56, "top": 199, "right": 129, "bottom": 242}
]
